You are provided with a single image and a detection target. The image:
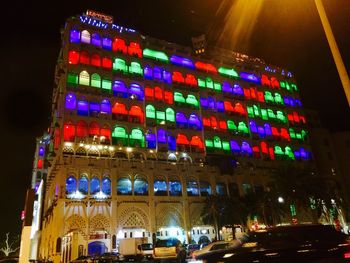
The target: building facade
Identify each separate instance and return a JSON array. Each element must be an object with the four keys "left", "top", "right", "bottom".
[{"left": 28, "top": 10, "right": 312, "bottom": 263}]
